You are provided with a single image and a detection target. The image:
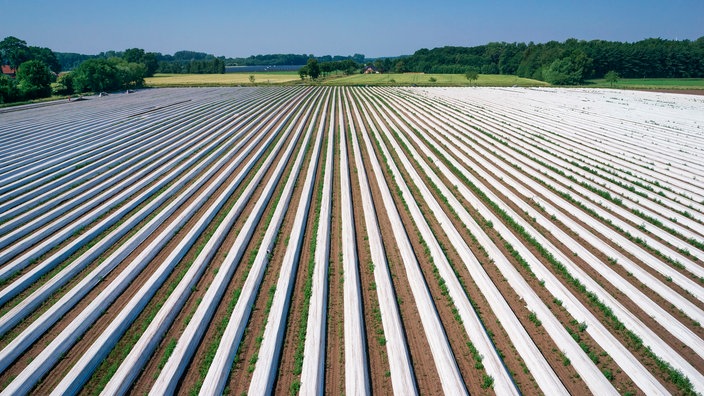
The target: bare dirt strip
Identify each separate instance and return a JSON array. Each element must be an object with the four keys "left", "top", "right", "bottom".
[
  {"left": 382, "top": 143, "right": 497, "bottom": 395},
  {"left": 363, "top": 95, "right": 498, "bottom": 395},
  {"left": 428, "top": 92, "right": 698, "bottom": 393},
  {"left": 402, "top": 107, "right": 597, "bottom": 393},
  {"left": 324, "top": 103, "right": 345, "bottom": 395}
]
